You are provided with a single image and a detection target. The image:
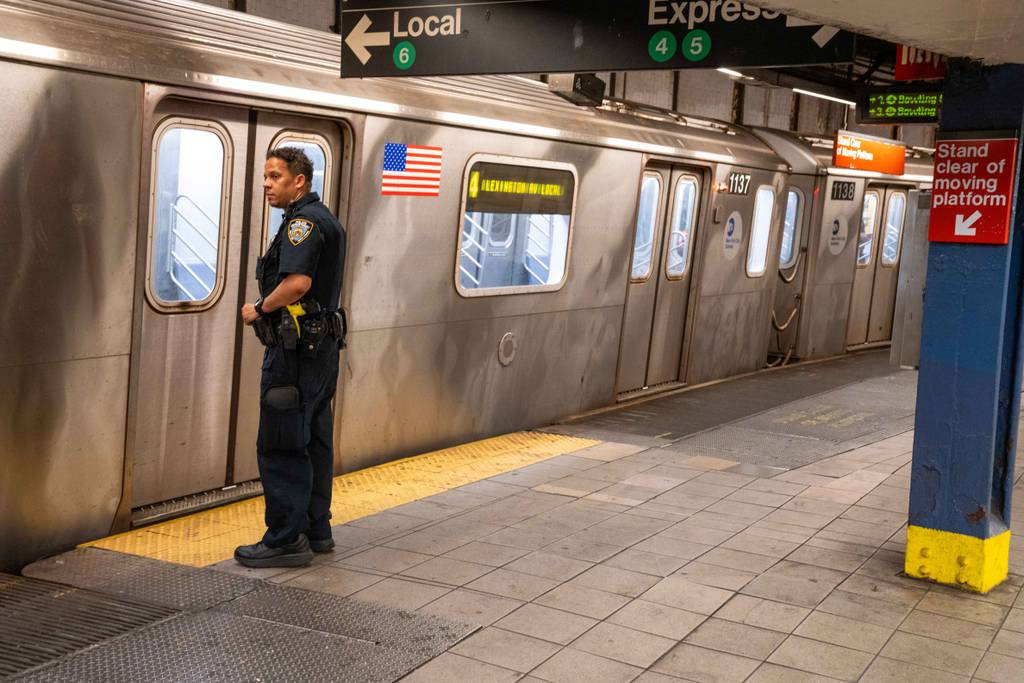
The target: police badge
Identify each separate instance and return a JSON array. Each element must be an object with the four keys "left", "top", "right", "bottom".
[{"left": 288, "top": 218, "right": 314, "bottom": 245}]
